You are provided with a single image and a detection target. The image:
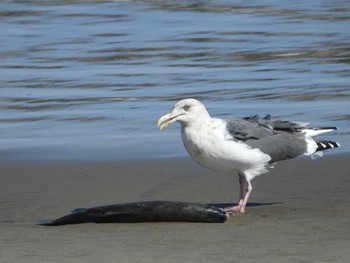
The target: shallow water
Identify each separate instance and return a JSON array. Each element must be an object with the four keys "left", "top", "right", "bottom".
[{"left": 1, "top": 0, "right": 349, "bottom": 160}]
